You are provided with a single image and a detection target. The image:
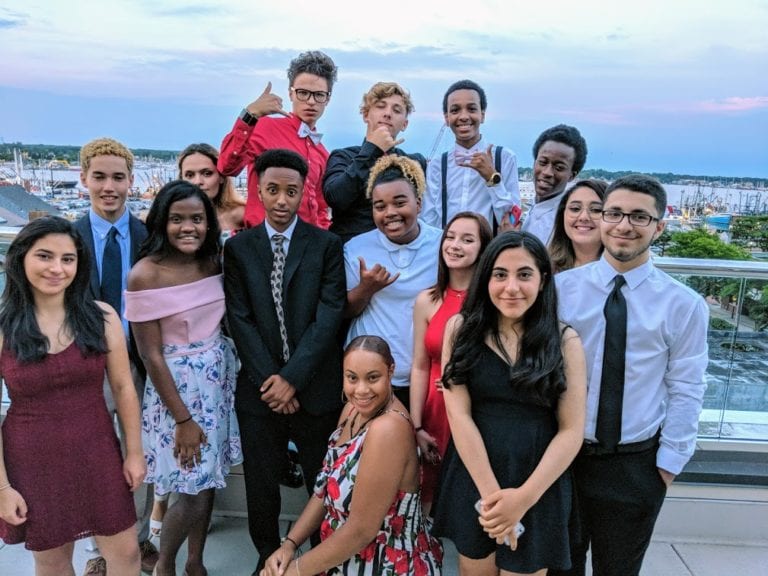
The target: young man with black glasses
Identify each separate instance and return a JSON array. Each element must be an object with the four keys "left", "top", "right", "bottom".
[
  {"left": 553, "top": 174, "right": 709, "bottom": 576},
  {"left": 219, "top": 51, "right": 337, "bottom": 229}
]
